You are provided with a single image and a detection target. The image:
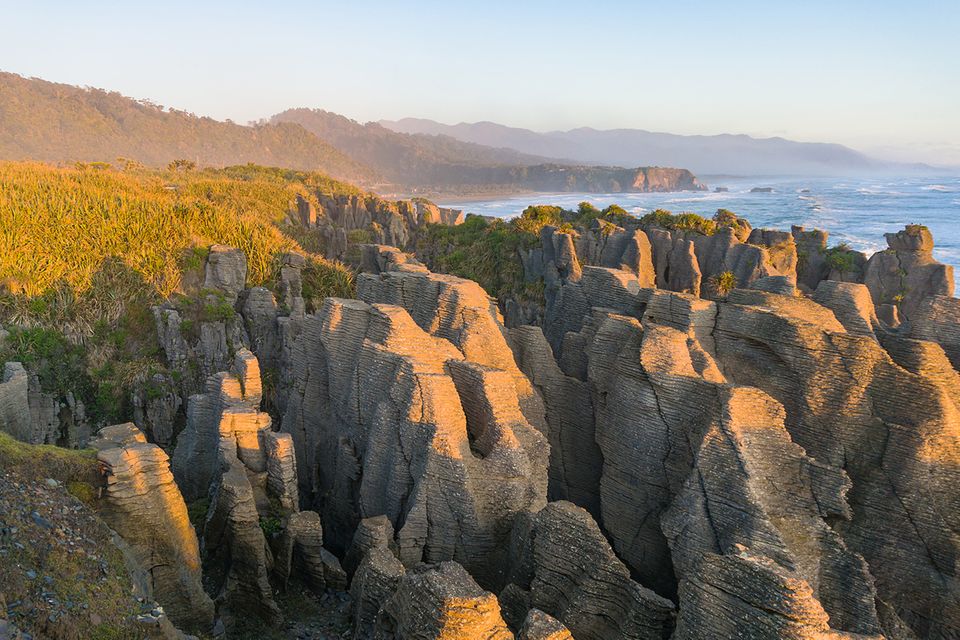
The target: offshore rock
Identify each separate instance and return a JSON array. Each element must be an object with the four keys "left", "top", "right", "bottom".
[
  {"left": 379, "top": 561, "right": 513, "bottom": 640},
  {"left": 95, "top": 434, "right": 214, "bottom": 633},
  {"left": 504, "top": 501, "right": 674, "bottom": 640}
]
